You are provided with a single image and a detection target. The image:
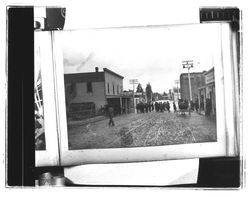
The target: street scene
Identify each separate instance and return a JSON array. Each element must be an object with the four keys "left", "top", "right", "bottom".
[
  {"left": 68, "top": 107, "right": 216, "bottom": 150},
  {"left": 57, "top": 24, "right": 220, "bottom": 150}
]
